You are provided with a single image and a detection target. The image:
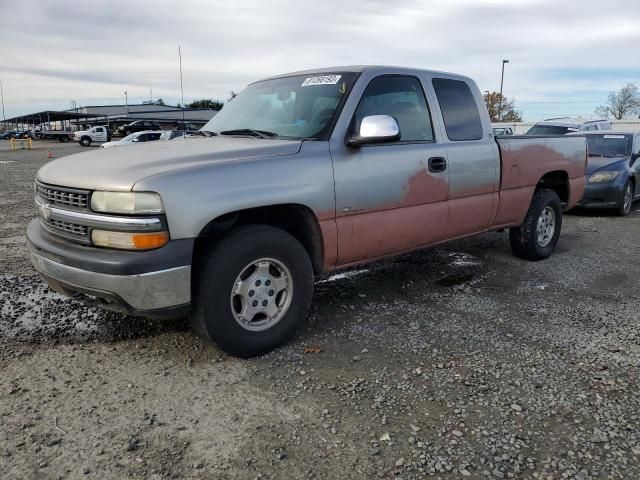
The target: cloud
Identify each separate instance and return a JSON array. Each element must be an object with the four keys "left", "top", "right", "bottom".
[{"left": 1, "top": 0, "right": 639, "bottom": 120}]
